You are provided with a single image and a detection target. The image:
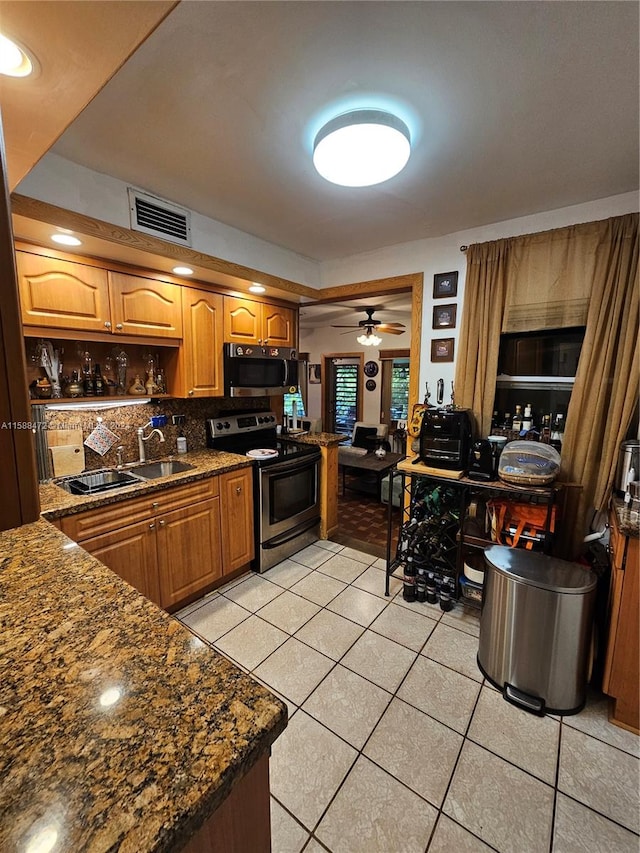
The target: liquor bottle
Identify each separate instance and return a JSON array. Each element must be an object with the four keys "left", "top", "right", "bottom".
[
  {"left": 93, "top": 363, "right": 105, "bottom": 396},
  {"left": 512, "top": 405, "right": 523, "bottom": 432},
  {"left": 502, "top": 412, "right": 512, "bottom": 430},
  {"left": 81, "top": 352, "right": 94, "bottom": 397},
  {"left": 522, "top": 403, "right": 533, "bottom": 432},
  {"left": 491, "top": 410, "right": 499, "bottom": 431},
  {"left": 402, "top": 555, "right": 416, "bottom": 602},
  {"left": 550, "top": 413, "right": 564, "bottom": 453}
]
